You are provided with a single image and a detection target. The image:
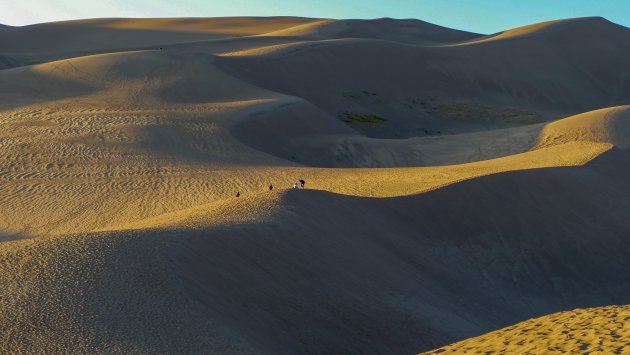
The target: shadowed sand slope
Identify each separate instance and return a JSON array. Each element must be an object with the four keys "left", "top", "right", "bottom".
[{"left": 424, "top": 305, "right": 630, "bottom": 354}]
